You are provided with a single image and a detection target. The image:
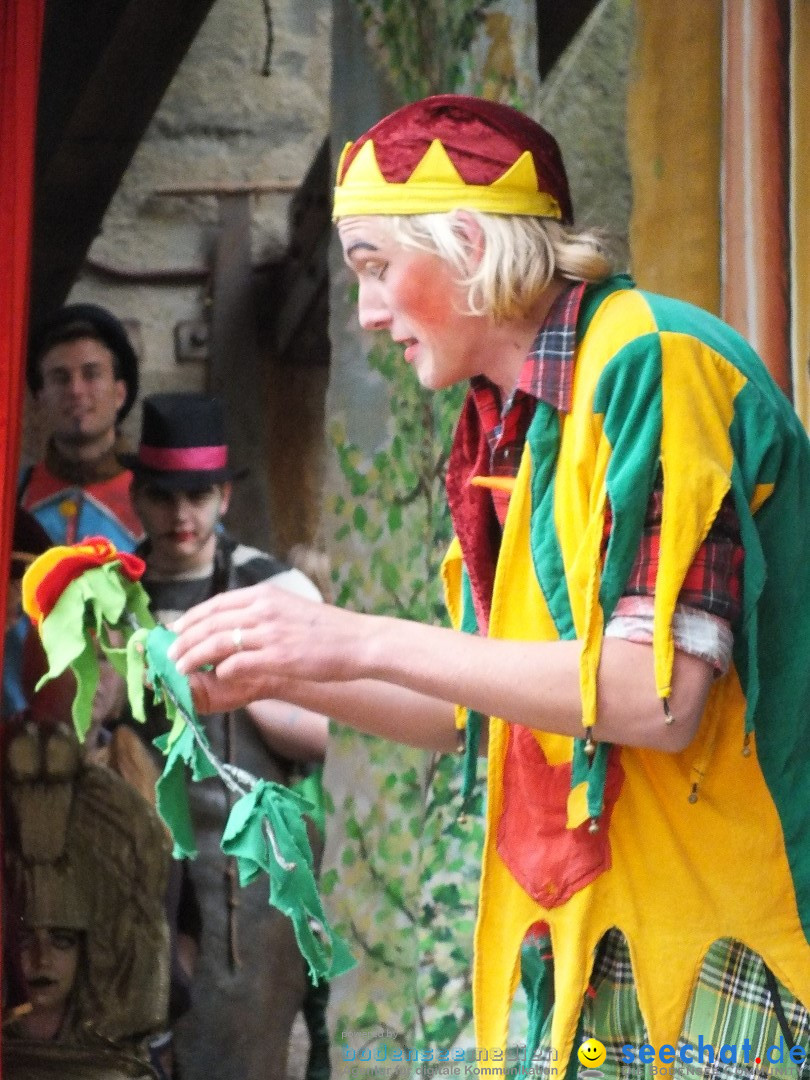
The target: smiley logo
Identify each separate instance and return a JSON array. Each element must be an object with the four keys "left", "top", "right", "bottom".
[{"left": 577, "top": 1038, "right": 607, "bottom": 1069}]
